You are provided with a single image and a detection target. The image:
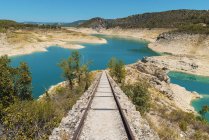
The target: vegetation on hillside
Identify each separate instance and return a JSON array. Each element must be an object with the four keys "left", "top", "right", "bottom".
[
  {"left": 107, "top": 58, "right": 150, "bottom": 114},
  {"left": 79, "top": 10, "right": 209, "bottom": 34},
  {"left": 150, "top": 100, "right": 209, "bottom": 139},
  {"left": 108, "top": 62, "right": 209, "bottom": 139},
  {"left": 122, "top": 80, "right": 151, "bottom": 115},
  {"left": 0, "top": 51, "right": 94, "bottom": 139},
  {"left": 0, "top": 20, "right": 61, "bottom": 33},
  {"left": 0, "top": 56, "right": 32, "bottom": 111},
  {"left": 123, "top": 77, "right": 209, "bottom": 139},
  {"left": 176, "top": 23, "right": 209, "bottom": 34}
]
